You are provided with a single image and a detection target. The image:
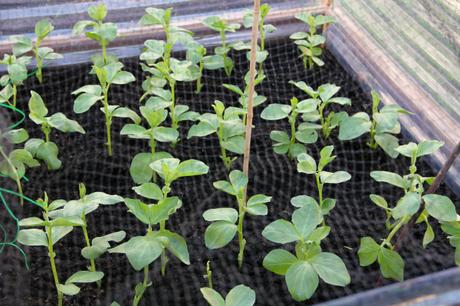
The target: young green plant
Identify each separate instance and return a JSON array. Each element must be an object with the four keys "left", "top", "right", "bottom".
[
  {"left": 186, "top": 43, "right": 207, "bottom": 93},
  {"left": 109, "top": 179, "right": 194, "bottom": 305},
  {"left": 201, "top": 284, "right": 256, "bottom": 306},
  {"left": 0, "top": 128, "right": 39, "bottom": 205},
  {"left": 12, "top": 19, "right": 62, "bottom": 83},
  {"left": 148, "top": 157, "right": 209, "bottom": 275},
  {"left": 73, "top": 3, "right": 137, "bottom": 156},
  {"left": 139, "top": 7, "right": 199, "bottom": 136},
  {"left": 262, "top": 195, "right": 350, "bottom": 301},
  {"left": 17, "top": 193, "right": 103, "bottom": 306},
  {"left": 339, "top": 90, "right": 411, "bottom": 158},
  {"left": 188, "top": 100, "right": 245, "bottom": 170},
  {"left": 120, "top": 105, "right": 178, "bottom": 184},
  {"left": 0, "top": 53, "right": 31, "bottom": 107},
  {"left": 223, "top": 71, "right": 267, "bottom": 124},
  {"left": 290, "top": 81, "right": 351, "bottom": 139},
  {"left": 202, "top": 16, "right": 241, "bottom": 76},
  {"left": 26, "top": 91, "right": 85, "bottom": 170},
  {"left": 47, "top": 183, "right": 125, "bottom": 286},
  {"left": 203, "top": 170, "right": 271, "bottom": 268},
  {"left": 296, "top": 145, "right": 351, "bottom": 221},
  {"left": 261, "top": 96, "right": 321, "bottom": 159},
  {"left": 358, "top": 140, "right": 459, "bottom": 281},
  {"left": 290, "top": 13, "right": 335, "bottom": 69}
]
